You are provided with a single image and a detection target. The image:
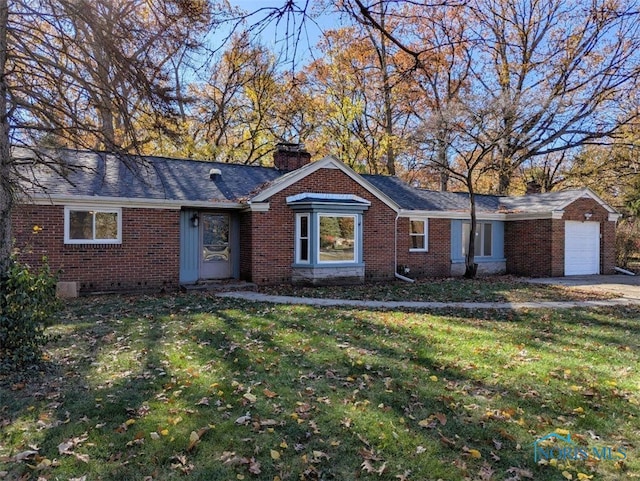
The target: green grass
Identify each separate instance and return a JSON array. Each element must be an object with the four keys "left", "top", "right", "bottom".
[
  {"left": 1, "top": 293, "right": 639, "bottom": 480},
  {"left": 257, "top": 277, "right": 613, "bottom": 302}
]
